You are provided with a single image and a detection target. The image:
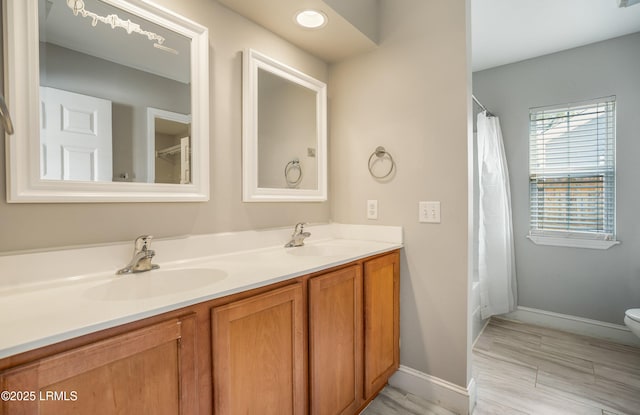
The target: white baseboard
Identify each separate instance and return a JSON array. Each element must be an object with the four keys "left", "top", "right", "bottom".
[
  {"left": 503, "top": 306, "right": 640, "bottom": 347},
  {"left": 389, "top": 365, "right": 476, "bottom": 415},
  {"left": 472, "top": 317, "right": 490, "bottom": 349}
]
